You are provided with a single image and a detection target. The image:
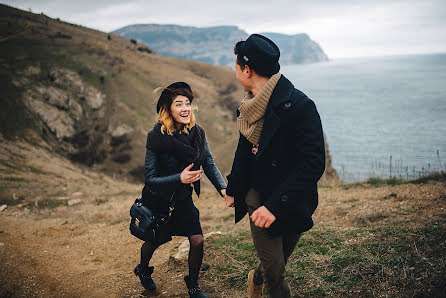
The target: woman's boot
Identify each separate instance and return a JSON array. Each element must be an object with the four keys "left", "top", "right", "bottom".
[
  {"left": 134, "top": 264, "right": 156, "bottom": 291},
  {"left": 184, "top": 275, "right": 208, "bottom": 298}
]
